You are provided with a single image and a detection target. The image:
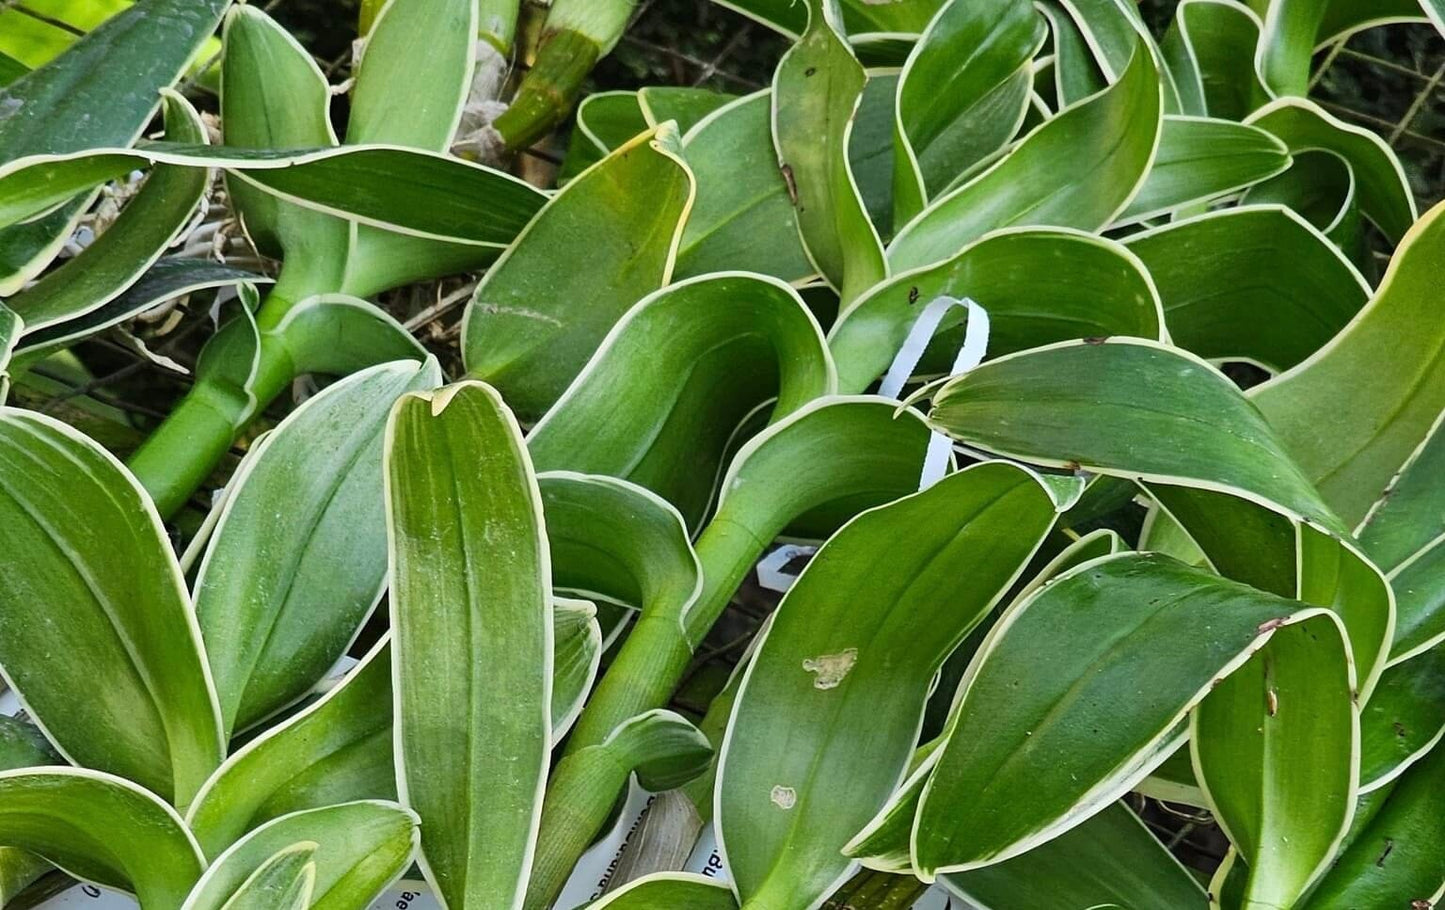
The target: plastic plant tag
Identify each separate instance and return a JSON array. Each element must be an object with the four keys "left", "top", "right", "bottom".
[
  {"left": 878, "top": 296, "right": 991, "bottom": 489},
  {"left": 755, "top": 544, "right": 818, "bottom": 593}
]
